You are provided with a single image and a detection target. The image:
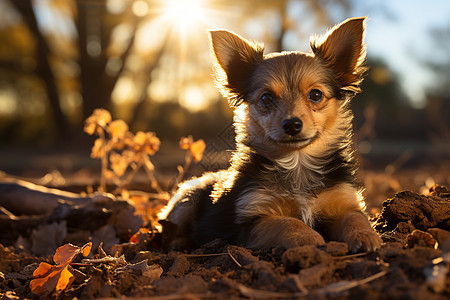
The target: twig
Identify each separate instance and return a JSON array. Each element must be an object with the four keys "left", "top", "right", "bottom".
[
  {"left": 103, "top": 293, "right": 215, "bottom": 299},
  {"left": 183, "top": 253, "right": 228, "bottom": 258},
  {"left": 236, "top": 283, "right": 307, "bottom": 299},
  {"left": 232, "top": 270, "right": 388, "bottom": 299},
  {"left": 333, "top": 252, "right": 368, "bottom": 260},
  {"left": 98, "top": 129, "right": 108, "bottom": 192},
  {"left": 318, "top": 270, "right": 388, "bottom": 294},
  {"left": 143, "top": 157, "right": 164, "bottom": 194},
  {"left": 69, "top": 263, "right": 92, "bottom": 267},
  {"left": 126, "top": 190, "right": 170, "bottom": 200},
  {"left": 173, "top": 153, "right": 193, "bottom": 192},
  {"left": 227, "top": 248, "right": 242, "bottom": 268},
  {"left": 123, "top": 159, "right": 144, "bottom": 187}
]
